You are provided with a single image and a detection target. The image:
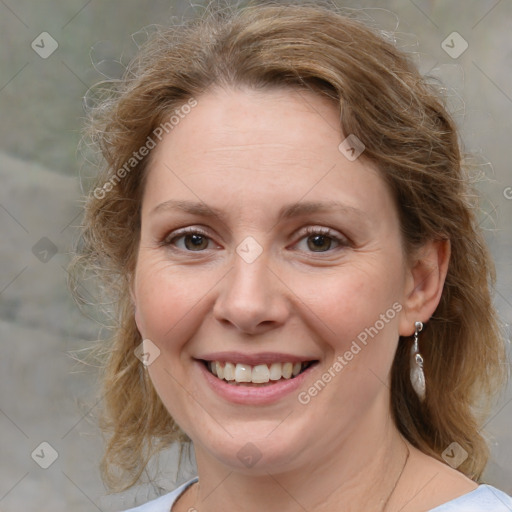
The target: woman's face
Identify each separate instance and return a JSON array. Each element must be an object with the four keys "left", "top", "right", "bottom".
[{"left": 132, "top": 86, "right": 414, "bottom": 473}]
